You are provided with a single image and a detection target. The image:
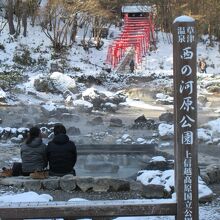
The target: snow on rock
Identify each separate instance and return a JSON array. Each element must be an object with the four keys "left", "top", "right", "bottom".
[
  {"left": 73, "top": 99, "right": 93, "bottom": 113},
  {"left": 158, "top": 123, "right": 174, "bottom": 140},
  {"left": 198, "top": 177, "right": 214, "bottom": 202},
  {"left": 41, "top": 103, "right": 57, "bottom": 116},
  {"left": 137, "top": 169, "right": 175, "bottom": 195},
  {"left": 197, "top": 128, "right": 212, "bottom": 143},
  {"left": 102, "top": 102, "right": 118, "bottom": 112},
  {"left": 0, "top": 88, "right": 6, "bottom": 102},
  {"left": 136, "top": 138, "right": 147, "bottom": 144},
  {"left": 0, "top": 127, "right": 4, "bottom": 134},
  {"left": 150, "top": 156, "right": 166, "bottom": 162},
  {"left": 158, "top": 119, "right": 220, "bottom": 143},
  {"left": 17, "top": 127, "right": 29, "bottom": 134},
  {"left": 155, "top": 93, "right": 173, "bottom": 105},
  {"left": 205, "top": 118, "right": 220, "bottom": 134},
  {"left": 0, "top": 192, "right": 53, "bottom": 203},
  {"left": 137, "top": 170, "right": 162, "bottom": 185},
  {"left": 81, "top": 88, "right": 126, "bottom": 112},
  {"left": 161, "top": 170, "right": 175, "bottom": 193},
  {"left": 82, "top": 87, "right": 99, "bottom": 98},
  {"left": 49, "top": 72, "right": 77, "bottom": 93},
  {"left": 137, "top": 169, "right": 213, "bottom": 201},
  {"left": 120, "top": 134, "right": 134, "bottom": 144}
]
